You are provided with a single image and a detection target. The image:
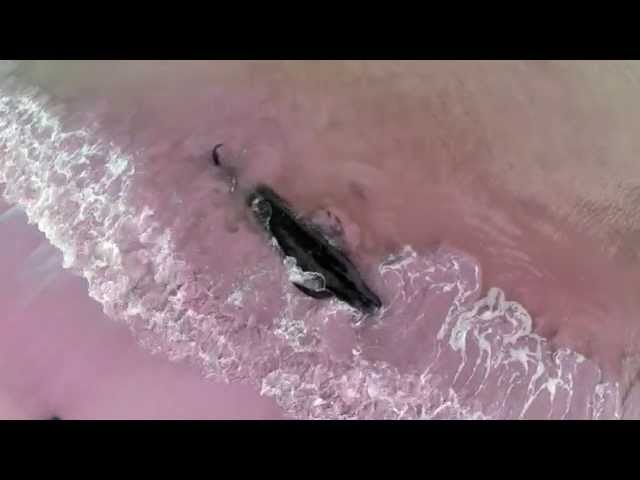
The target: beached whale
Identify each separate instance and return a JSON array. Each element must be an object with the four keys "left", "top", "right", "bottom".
[
  {"left": 246, "top": 184, "right": 382, "bottom": 314},
  {"left": 212, "top": 144, "right": 382, "bottom": 314}
]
